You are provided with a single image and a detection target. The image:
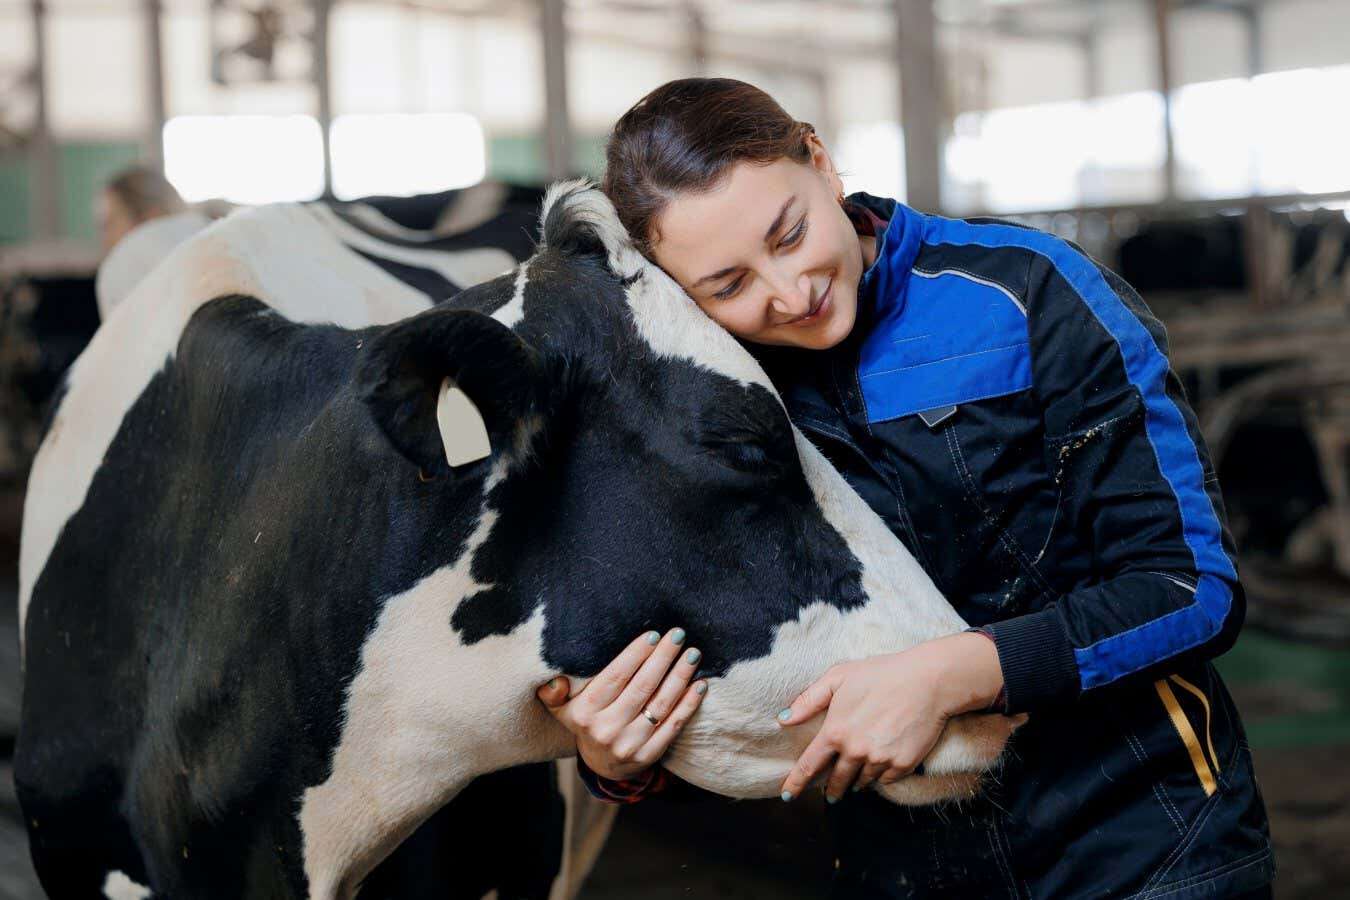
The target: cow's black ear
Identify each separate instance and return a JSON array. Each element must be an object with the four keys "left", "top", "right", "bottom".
[{"left": 357, "top": 308, "right": 542, "bottom": 478}]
